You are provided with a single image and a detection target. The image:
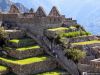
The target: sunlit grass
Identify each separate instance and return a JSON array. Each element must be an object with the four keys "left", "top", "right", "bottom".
[
  {"left": 0, "top": 66, "right": 7, "bottom": 71},
  {"left": 0, "top": 56, "right": 48, "bottom": 65},
  {"left": 16, "top": 45, "right": 40, "bottom": 51},
  {"left": 9, "top": 38, "right": 34, "bottom": 44},
  {"left": 37, "top": 71, "right": 61, "bottom": 75},
  {"left": 61, "top": 31, "right": 91, "bottom": 38},
  {"left": 72, "top": 40, "right": 100, "bottom": 45},
  {"left": 48, "top": 27, "right": 68, "bottom": 31},
  {"left": 4, "top": 45, "right": 40, "bottom": 51}
]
